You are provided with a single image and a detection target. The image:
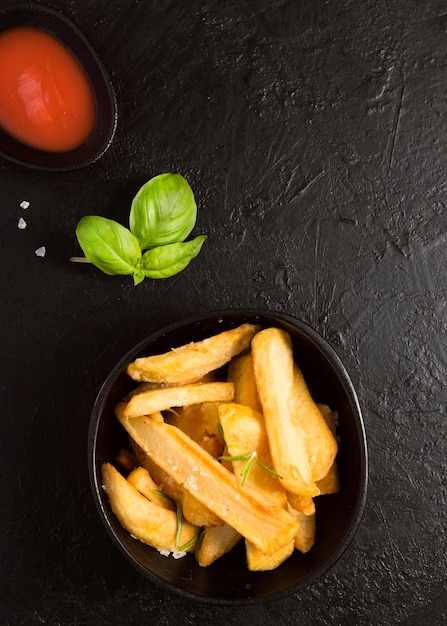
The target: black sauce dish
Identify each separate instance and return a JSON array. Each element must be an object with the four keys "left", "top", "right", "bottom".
[
  {"left": 88, "top": 310, "right": 368, "bottom": 604},
  {"left": 0, "top": 3, "right": 117, "bottom": 171}
]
